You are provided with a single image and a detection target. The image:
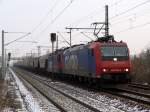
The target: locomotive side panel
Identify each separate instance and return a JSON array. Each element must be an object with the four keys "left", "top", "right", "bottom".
[
  {"left": 77, "top": 47, "right": 89, "bottom": 77},
  {"left": 63, "top": 45, "right": 96, "bottom": 78},
  {"left": 87, "top": 48, "right": 96, "bottom": 77},
  {"left": 47, "top": 55, "right": 52, "bottom": 72},
  {"left": 63, "top": 49, "right": 78, "bottom": 75}
]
